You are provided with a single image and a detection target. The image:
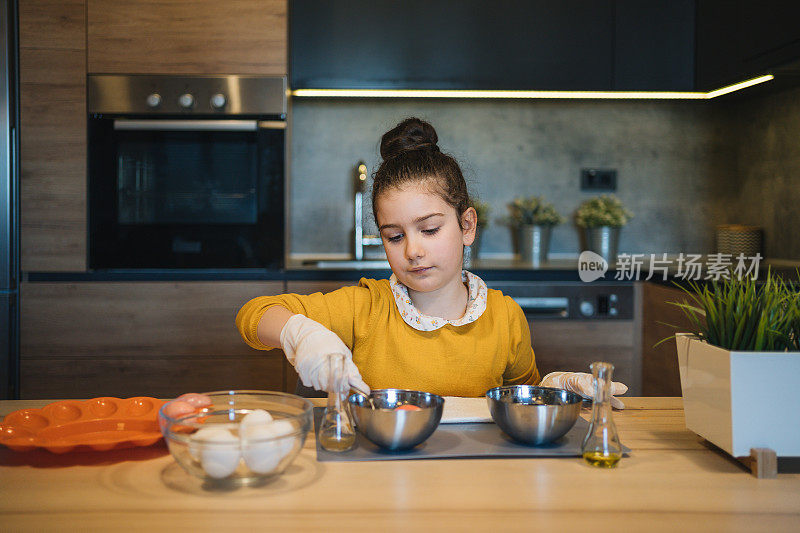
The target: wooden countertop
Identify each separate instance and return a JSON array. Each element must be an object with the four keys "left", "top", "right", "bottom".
[{"left": 2, "top": 397, "right": 799, "bottom": 531}]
